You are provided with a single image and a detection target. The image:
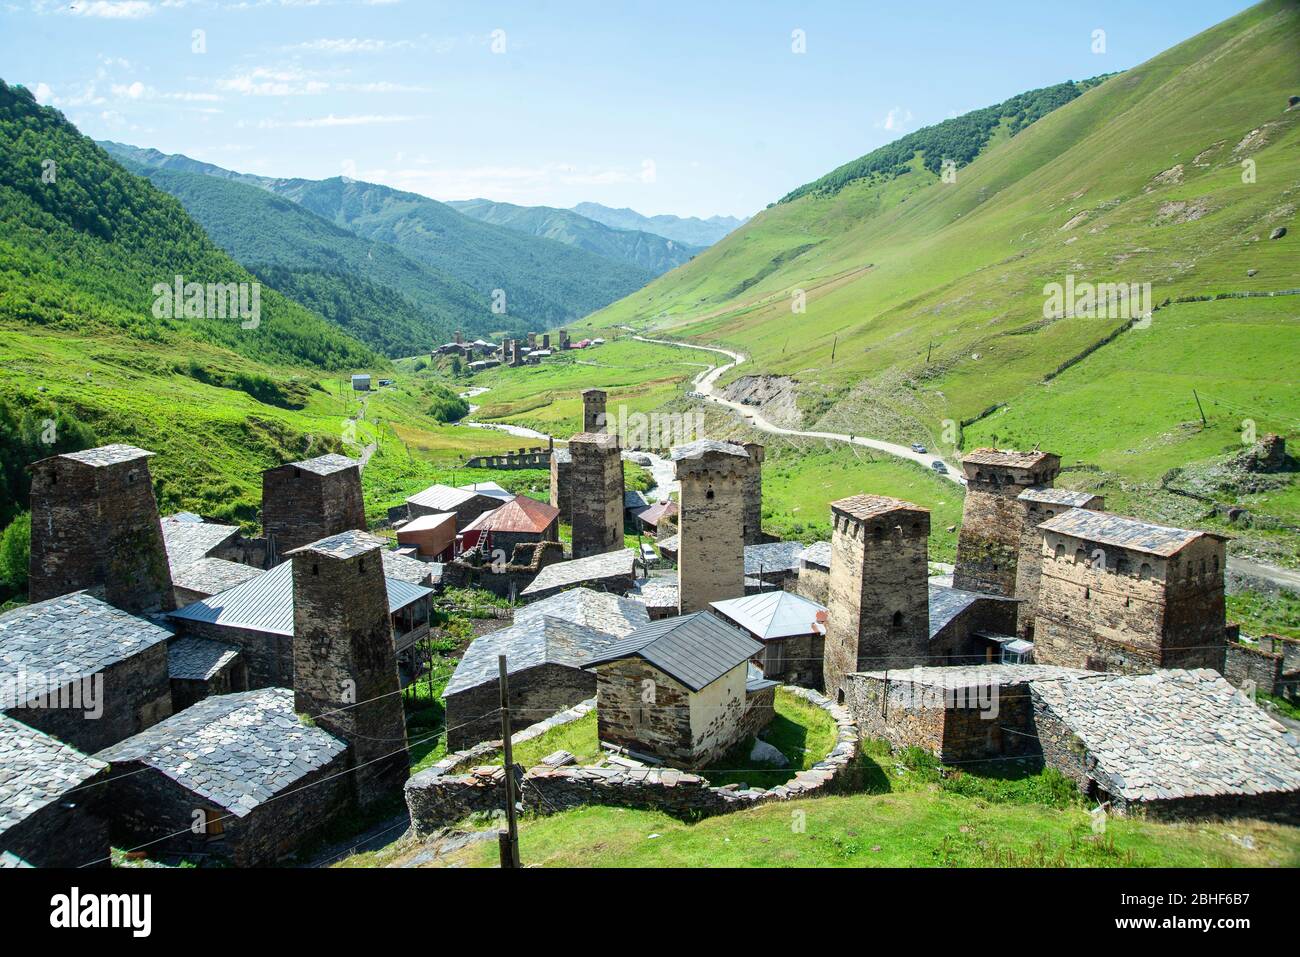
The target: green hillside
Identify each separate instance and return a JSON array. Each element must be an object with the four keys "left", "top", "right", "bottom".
[
  {"left": 449, "top": 197, "right": 701, "bottom": 274},
  {"left": 577, "top": 0, "right": 1300, "bottom": 564}
]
